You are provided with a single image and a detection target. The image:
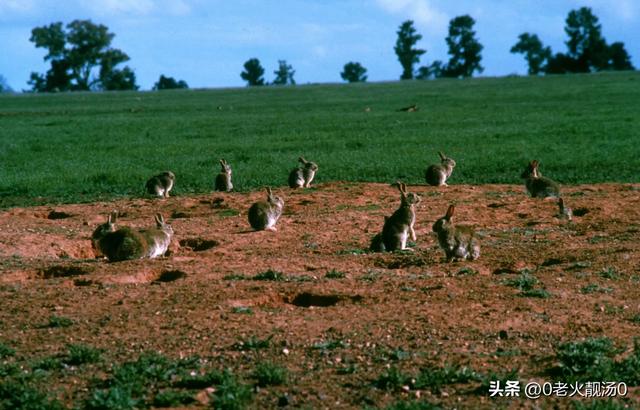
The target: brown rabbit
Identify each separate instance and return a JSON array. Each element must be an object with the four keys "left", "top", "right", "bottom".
[
  {"left": 288, "top": 157, "right": 318, "bottom": 188},
  {"left": 92, "top": 212, "right": 173, "bottom": 262},
  {"left": 371, "top": 182, "right": 421, "bottom": 251},
  {"left": 425, "top": 152, "right": 456, "bottom": 186},
  {"left": 248, "top": 187, "right": 284, "bottom": 231},
  {"left": 146, "top": 171, "right": 175, "bottom": 198},
  {"left": 215, "top": 159, "right": 233, "bottom": 192},
  {"left": 432, "top": 205, "right": 480, "bottom": 262},
  {"left": 521, "top": 160, "right": 560, "bottom": 198}
]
